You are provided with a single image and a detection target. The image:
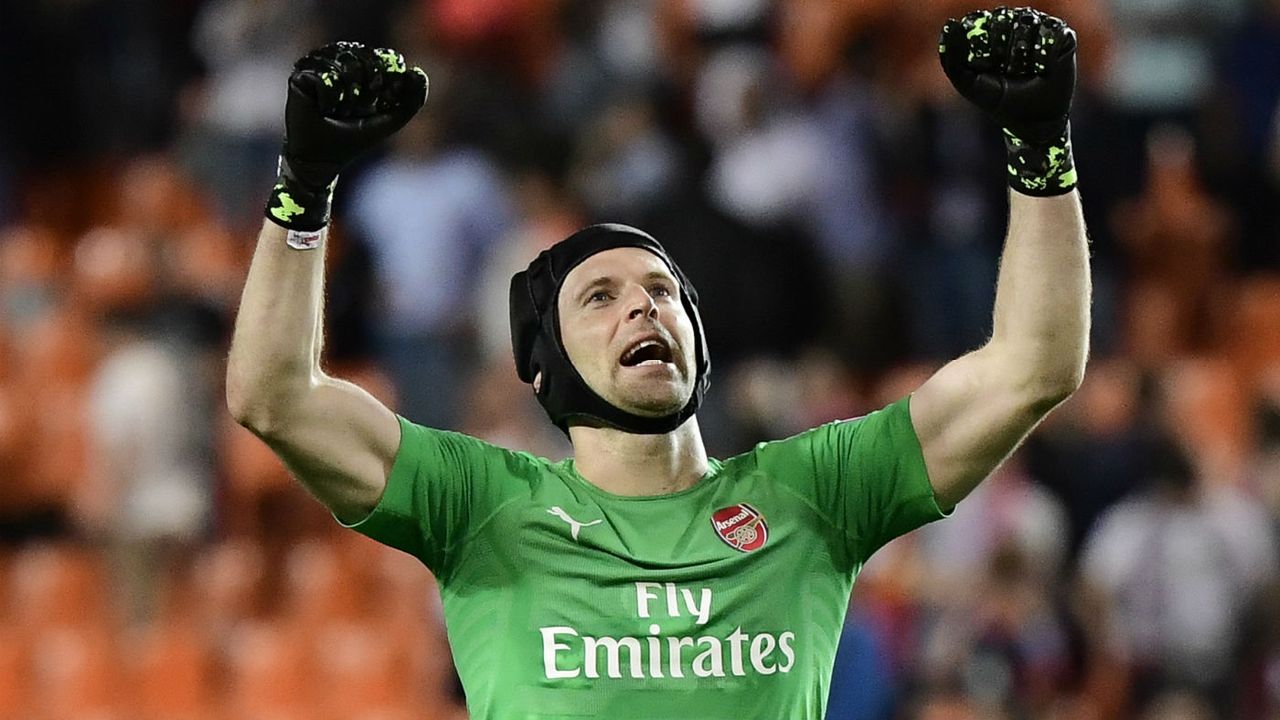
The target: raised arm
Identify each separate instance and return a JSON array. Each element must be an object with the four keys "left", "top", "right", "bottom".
[
  {"left": 910, "top": 8, "right": 1090, "bottom": 509},
  {"left": 226, "top": 43, "right": 427, "bottom": 522}
]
